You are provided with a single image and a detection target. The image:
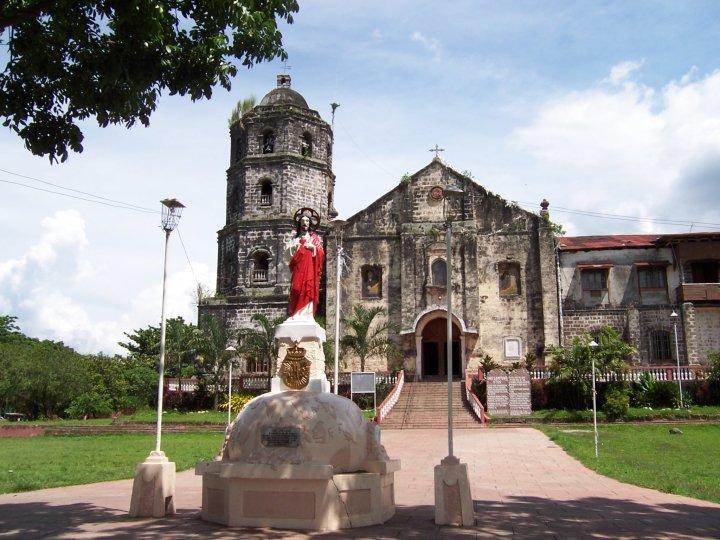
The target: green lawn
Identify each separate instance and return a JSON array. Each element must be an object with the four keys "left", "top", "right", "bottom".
[
  {"left": 490, "top": 406, "right": 720, "bottom": 424},
  {"left": 537, "top": 423, "right": 720, "bottom": 504},
  {"left": 0, "top": 432, "right": 224, "bottom": 494}
]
